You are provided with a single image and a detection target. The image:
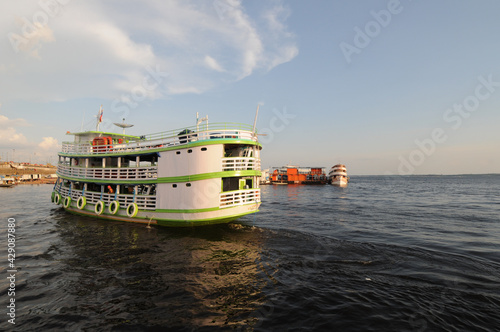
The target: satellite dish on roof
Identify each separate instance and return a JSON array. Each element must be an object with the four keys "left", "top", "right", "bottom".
[{"left": 114, "top": 118, "right": 134, "bottom": 134}]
